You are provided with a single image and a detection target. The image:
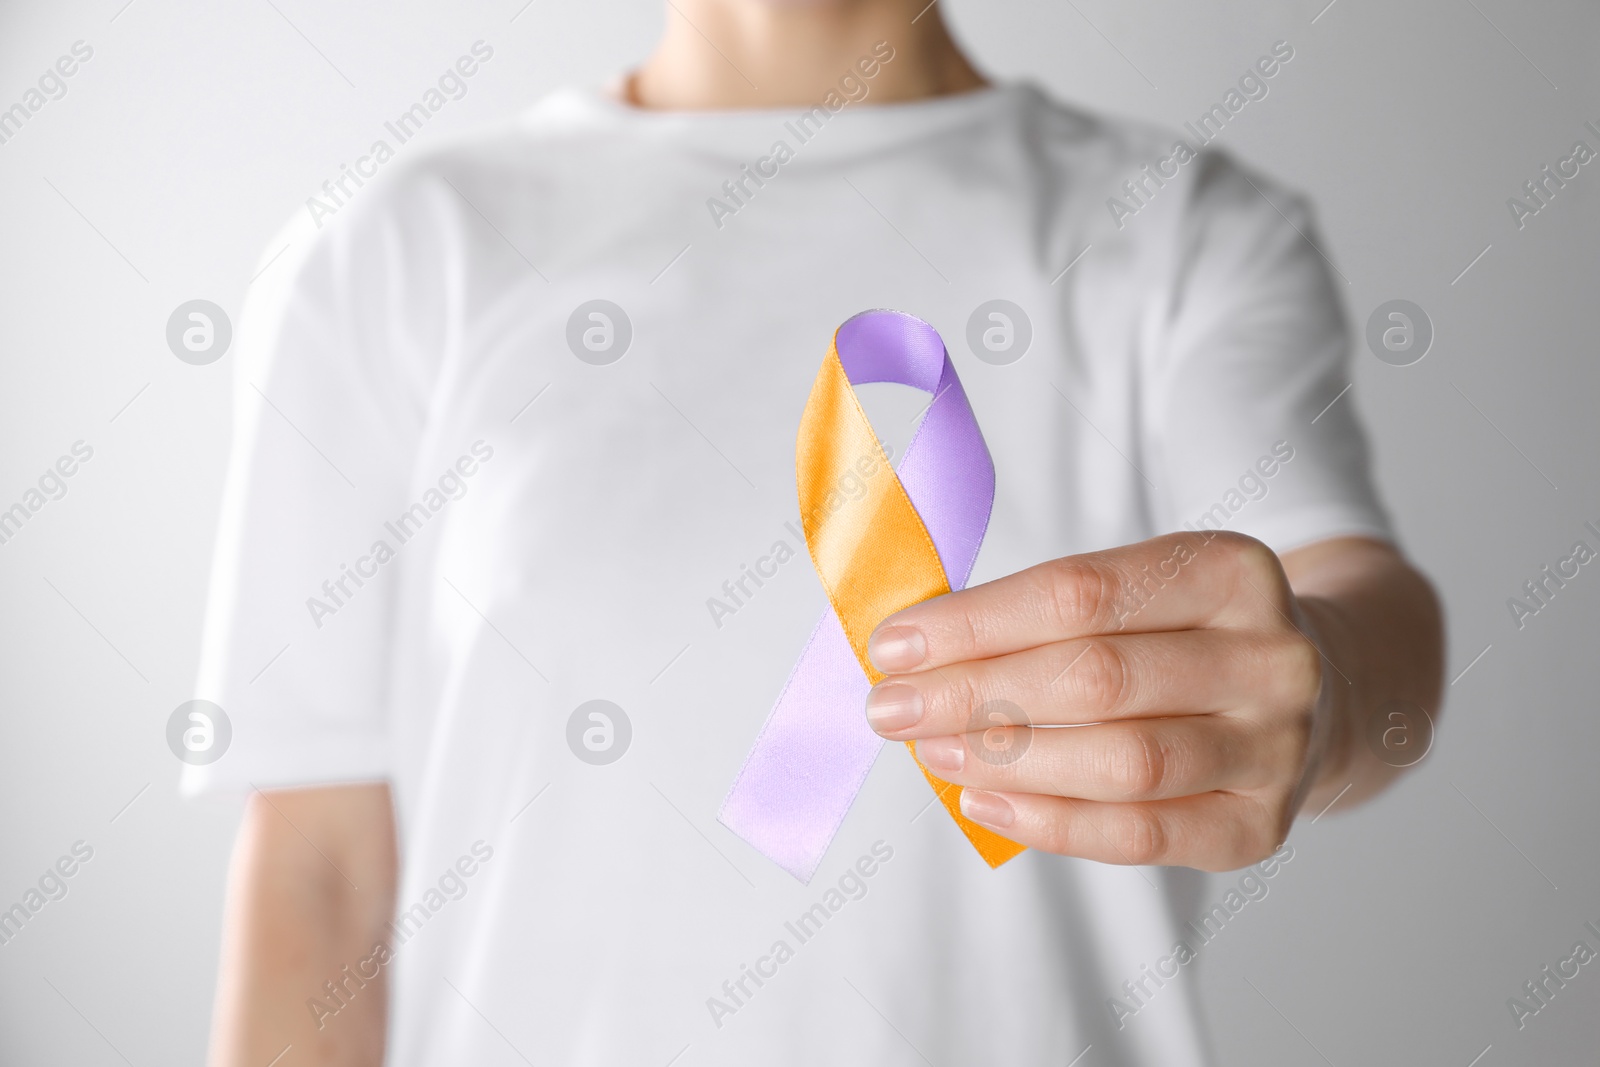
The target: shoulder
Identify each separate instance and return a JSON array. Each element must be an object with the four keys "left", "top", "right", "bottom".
[
  {"left": 303, "top": 103, "right": 575, "bottom": 241},
  {"left": 1002, "top": 83, "right": 1189, "bottom": 178},
  {"left": 247, "top": 92, "right": 599, "bottom": 321},
  {"left": 1009, "top": 82, "right": 1314, "bottom": 242},
  {"left": 276, "top": 85, "right": 610, "bottom": 256}
]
